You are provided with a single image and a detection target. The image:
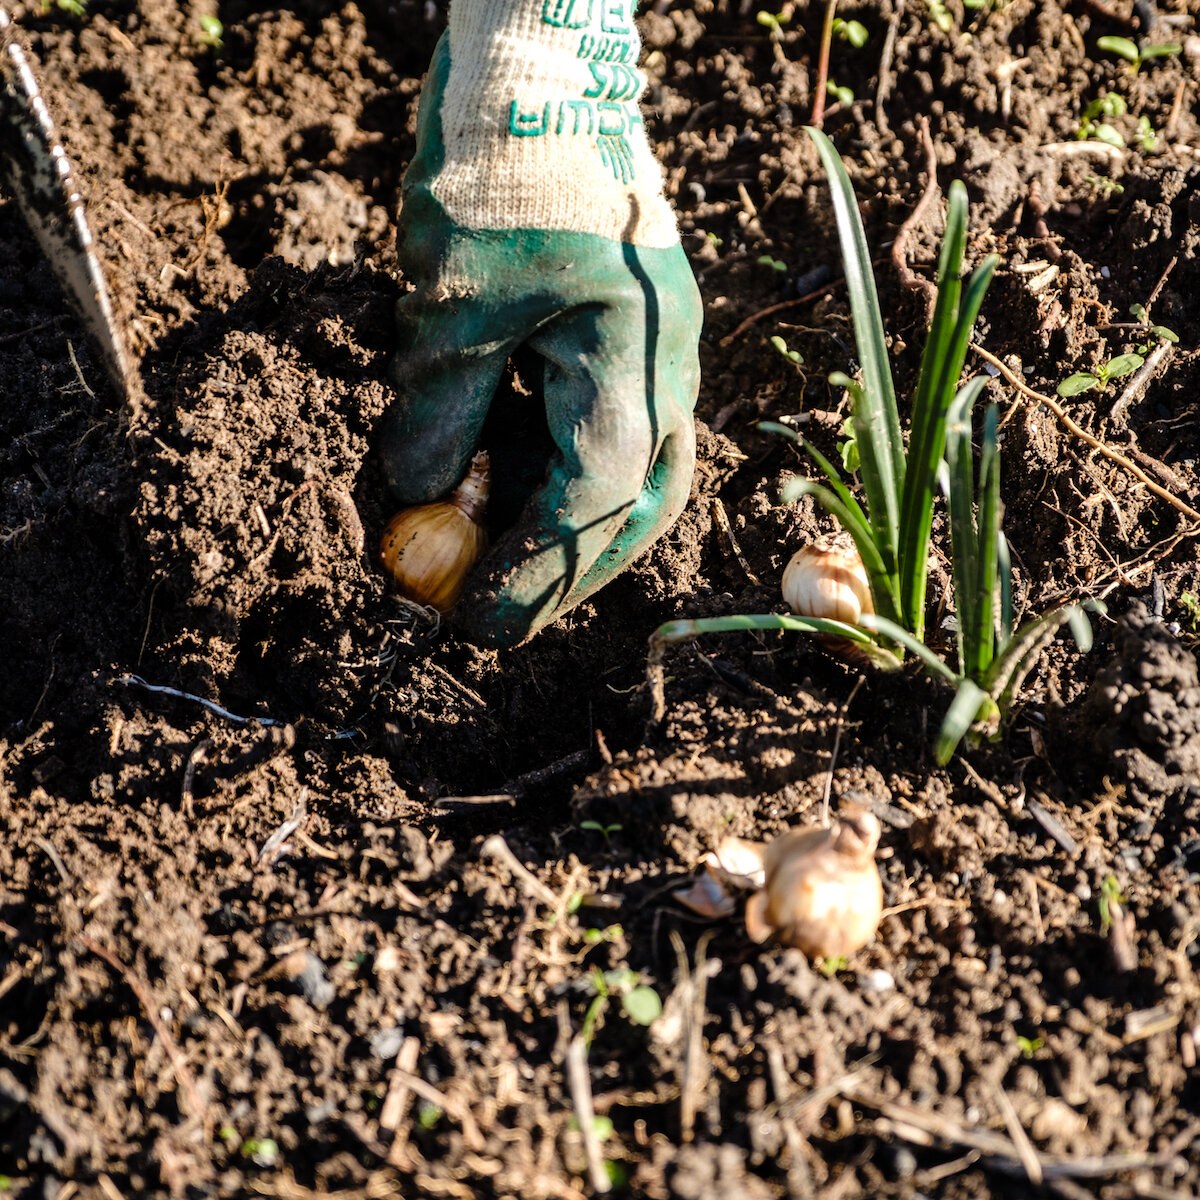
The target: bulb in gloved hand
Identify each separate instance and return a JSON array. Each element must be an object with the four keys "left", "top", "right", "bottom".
[
  {"left": 380, "top": 452, "right": 490, "bottom": 614},
  {"left": 781, "top": 535, "right": 873, "bottom": 625},
  {"left": 743, "top": 806, "right": 884, "bottom": 959}
]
